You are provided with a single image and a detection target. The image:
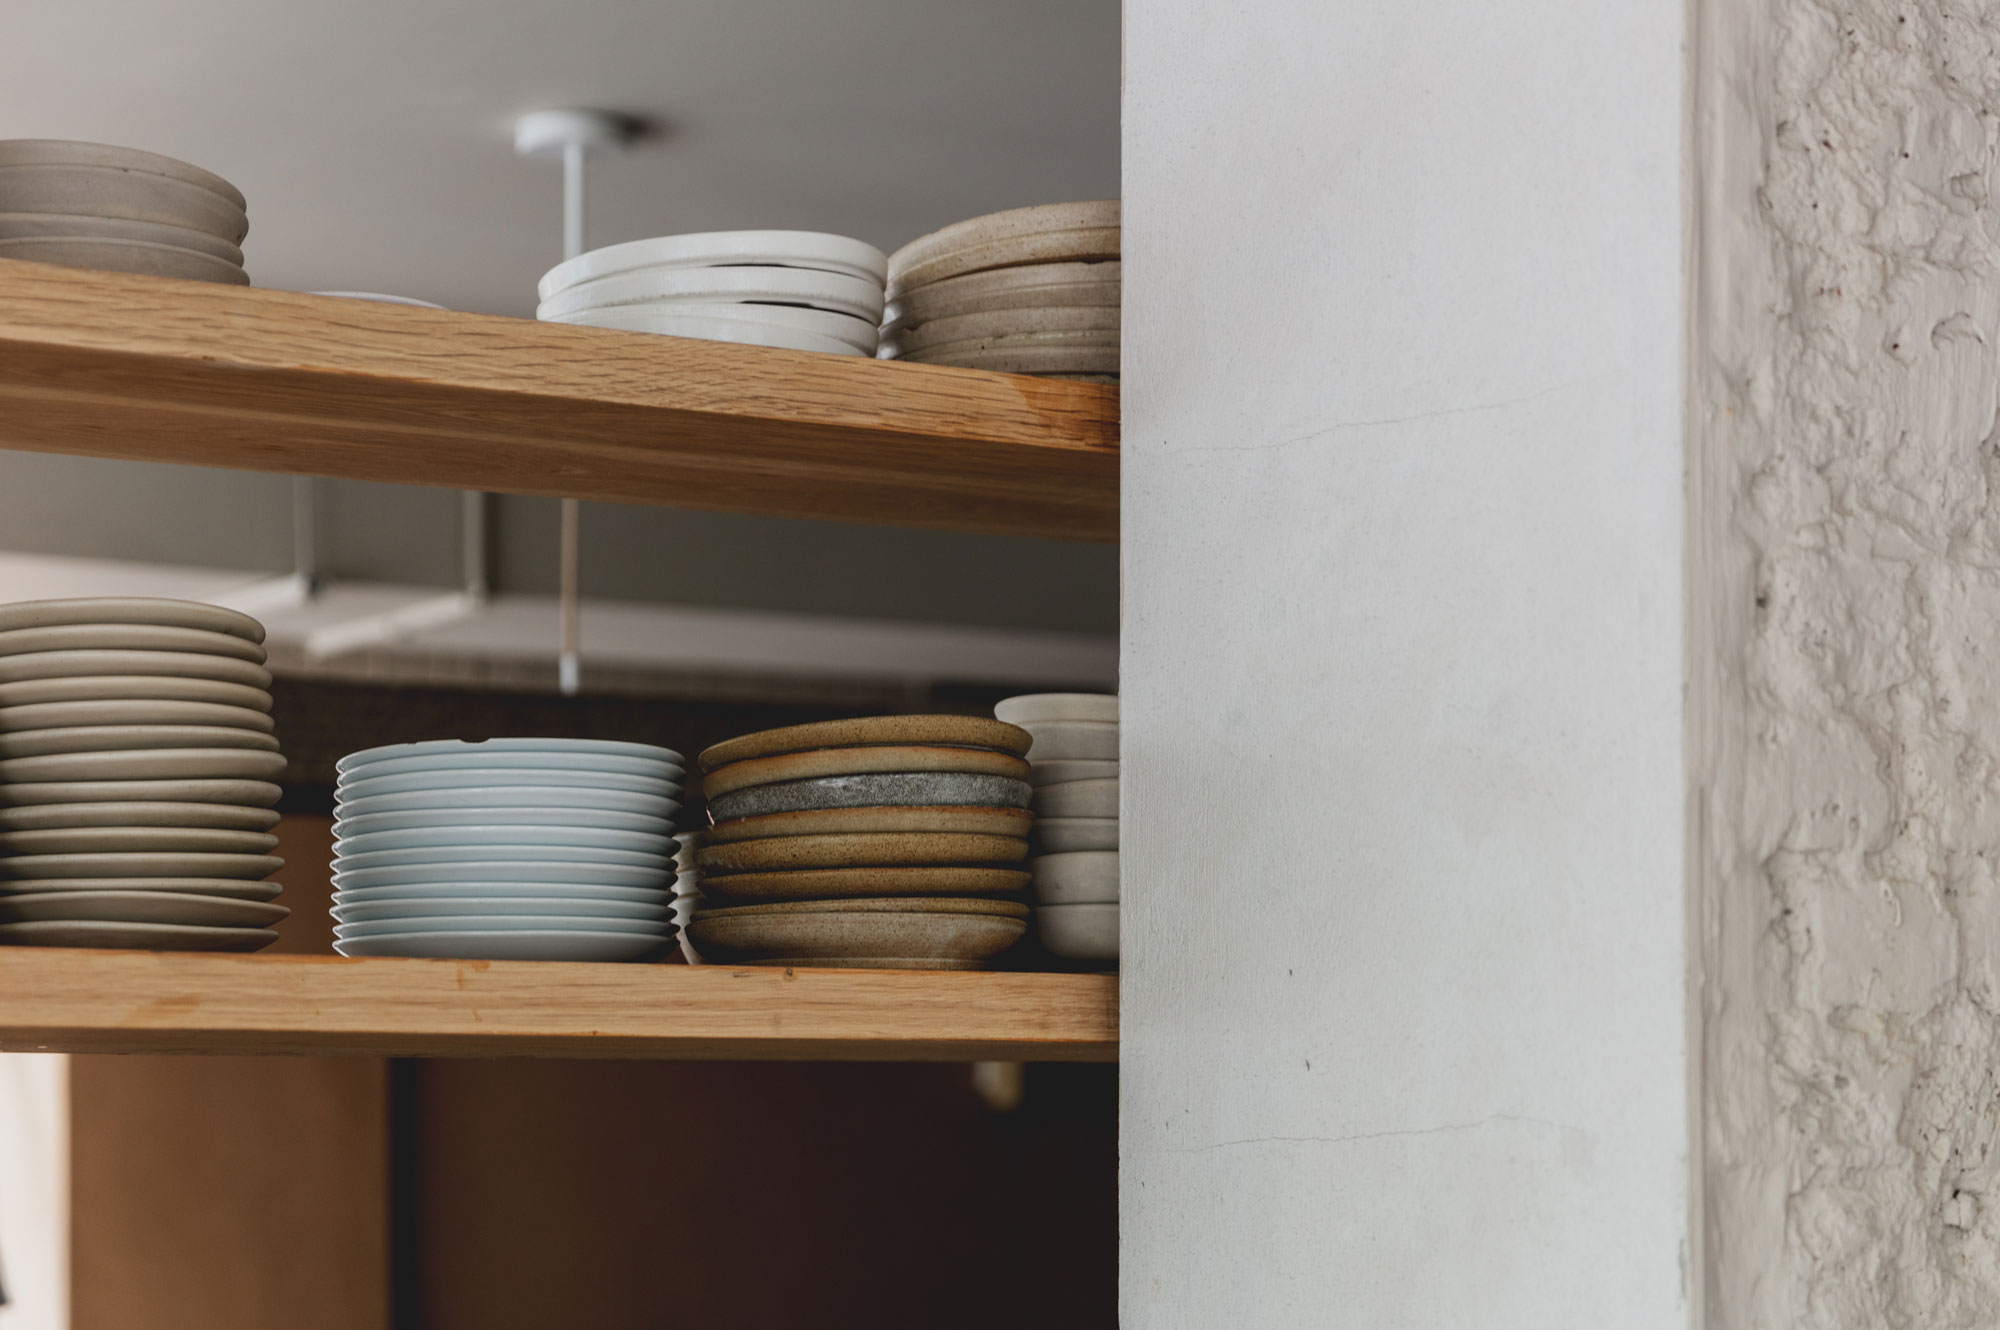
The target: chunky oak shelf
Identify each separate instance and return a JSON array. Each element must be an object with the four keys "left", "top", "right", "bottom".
[
  {"left": 0, "top": 259, "right": 1119, "bottom": 541},
  {"left": 0, "top": 949, "right": 1119, "bottom": 1061}
]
